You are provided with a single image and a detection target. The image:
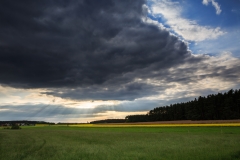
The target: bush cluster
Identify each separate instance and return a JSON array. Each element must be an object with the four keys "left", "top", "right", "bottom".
[{"left": 11, "top": 124, "right": 21, "bottom": 130}]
